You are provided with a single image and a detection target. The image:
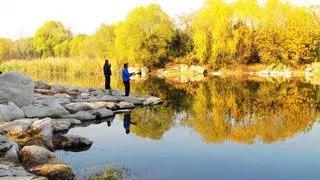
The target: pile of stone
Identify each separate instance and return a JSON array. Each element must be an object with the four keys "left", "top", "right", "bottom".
[{"left": 0, "top": 71, "right": 163, "bottom": 179}]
